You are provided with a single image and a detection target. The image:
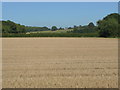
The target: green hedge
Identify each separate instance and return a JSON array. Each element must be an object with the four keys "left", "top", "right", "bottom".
[{"left": 2, "top": 32, "right": 99, "bottom": 37}]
